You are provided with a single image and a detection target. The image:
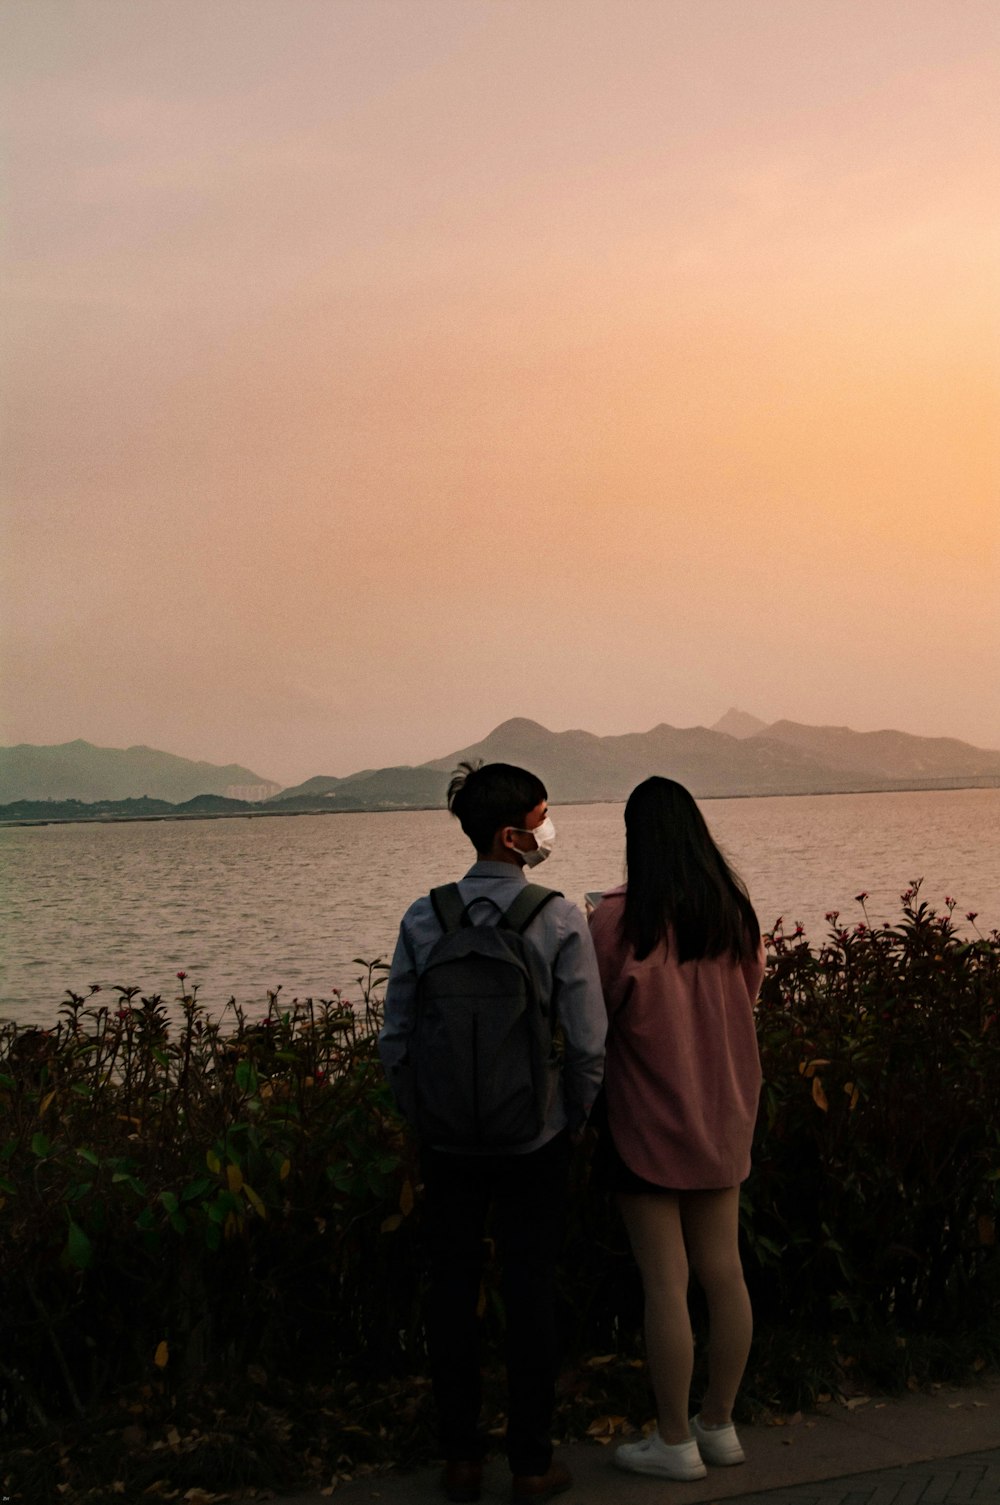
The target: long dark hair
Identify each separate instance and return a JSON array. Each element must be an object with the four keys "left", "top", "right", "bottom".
[{"left": 622, "top": 777, "right": 760, "bottom": 963}]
